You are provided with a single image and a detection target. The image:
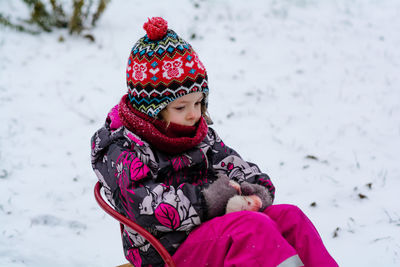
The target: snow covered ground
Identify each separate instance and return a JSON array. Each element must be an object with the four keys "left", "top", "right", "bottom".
[{"left": 1, "top": 0, "right": 399, "bottom": 266}]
